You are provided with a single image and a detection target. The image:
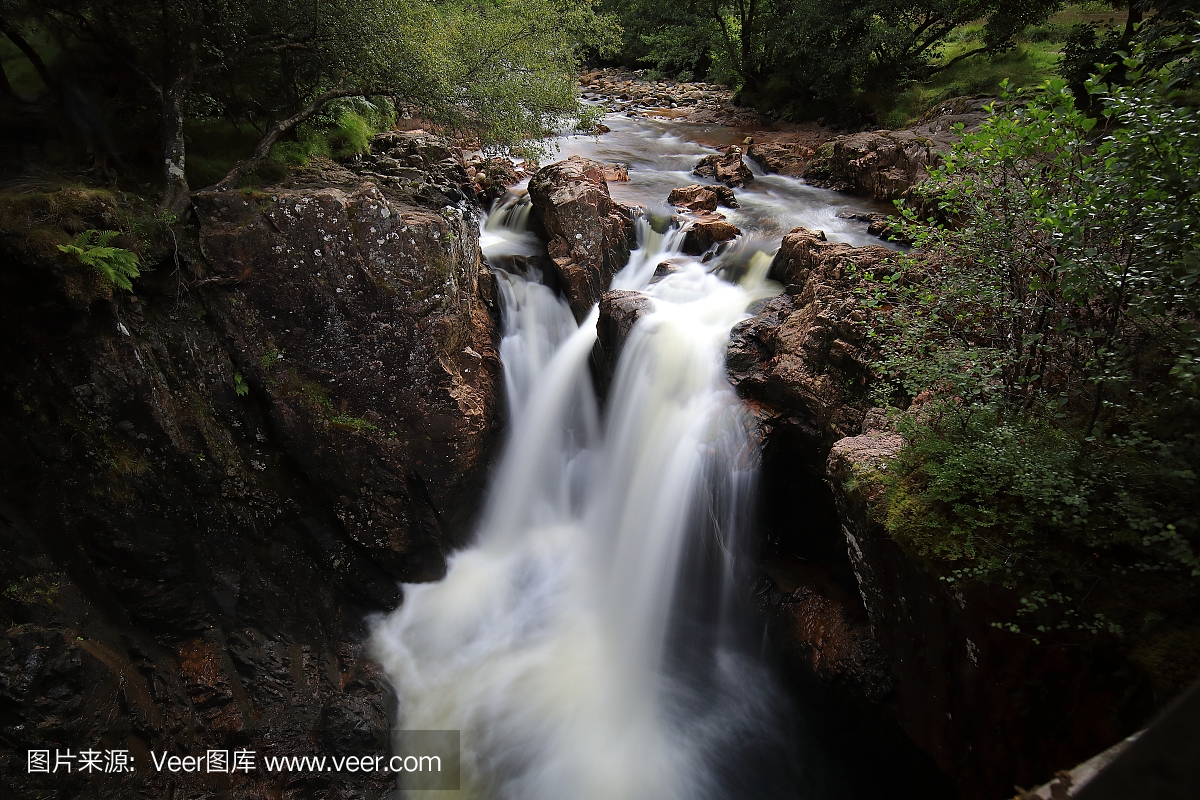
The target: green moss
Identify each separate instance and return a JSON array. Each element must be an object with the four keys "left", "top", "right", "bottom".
[
  {"left": 330, "top": 414, "right": 379, "bottom": 431},
  {"left": 261, "top": 348, "right": 285, "bottom": 370},
  {"left": 281, "top": 370, "right": 334, "bottom": 413},
  {"left": 3, "top": 572, "right": 65, "bottom": 609}
]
